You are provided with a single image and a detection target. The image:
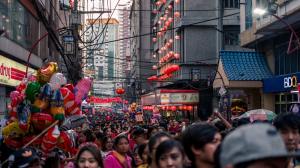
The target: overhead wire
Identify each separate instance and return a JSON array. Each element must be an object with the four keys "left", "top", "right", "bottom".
[{"left": 81, "top": 12, "right": 240, "bottom": 47}]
